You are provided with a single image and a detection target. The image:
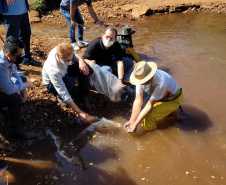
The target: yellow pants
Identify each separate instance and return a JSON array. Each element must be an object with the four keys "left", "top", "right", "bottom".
[
  {"left": 125, "top": 47, "right": 143, "bottom": 62},
  {"left": 142, "top": 89, "right": 183, "bottom": 131}
]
